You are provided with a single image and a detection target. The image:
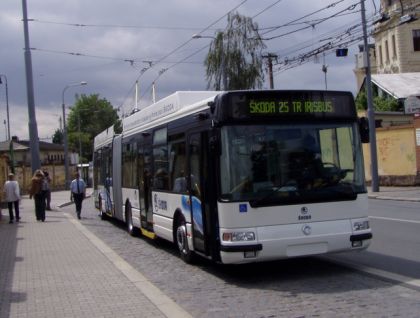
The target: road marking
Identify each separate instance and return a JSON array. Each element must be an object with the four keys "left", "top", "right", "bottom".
[
  {"left": 370, "top": 216, "right": 420, "bottom": 224},
  {"left": 325, "top": 257, "right": 420, "bottom": 292}
]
